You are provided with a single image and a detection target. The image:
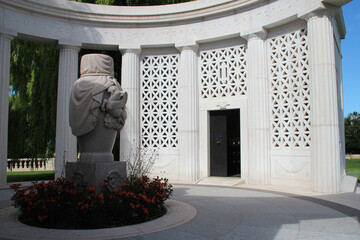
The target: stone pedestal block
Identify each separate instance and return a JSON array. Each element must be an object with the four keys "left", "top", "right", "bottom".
[{"left": 66, "top": 161, "right": 127, "bottom": 191}]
